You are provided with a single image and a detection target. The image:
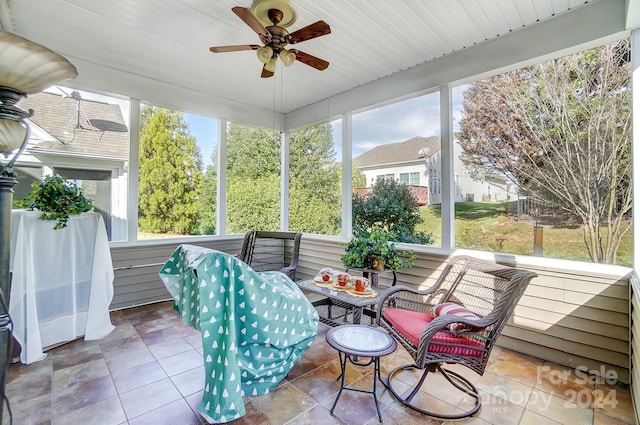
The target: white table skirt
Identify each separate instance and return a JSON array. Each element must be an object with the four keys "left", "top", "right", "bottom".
[{"left": 9, "top": 210, "right": 115, "bottom": 363}]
